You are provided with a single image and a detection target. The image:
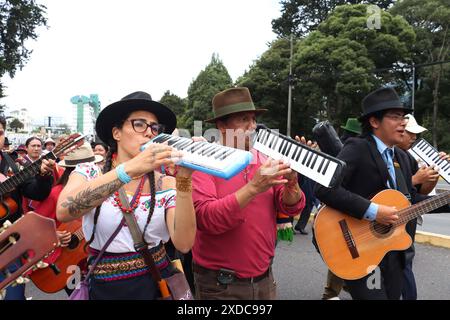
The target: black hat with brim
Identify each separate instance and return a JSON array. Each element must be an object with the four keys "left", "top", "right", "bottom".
[
  {"left": 95, "top": 91, "right": 176, "bottom": 146},
  {"left": 359, "top": 87, "right": 413, "bottom": 121}
]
